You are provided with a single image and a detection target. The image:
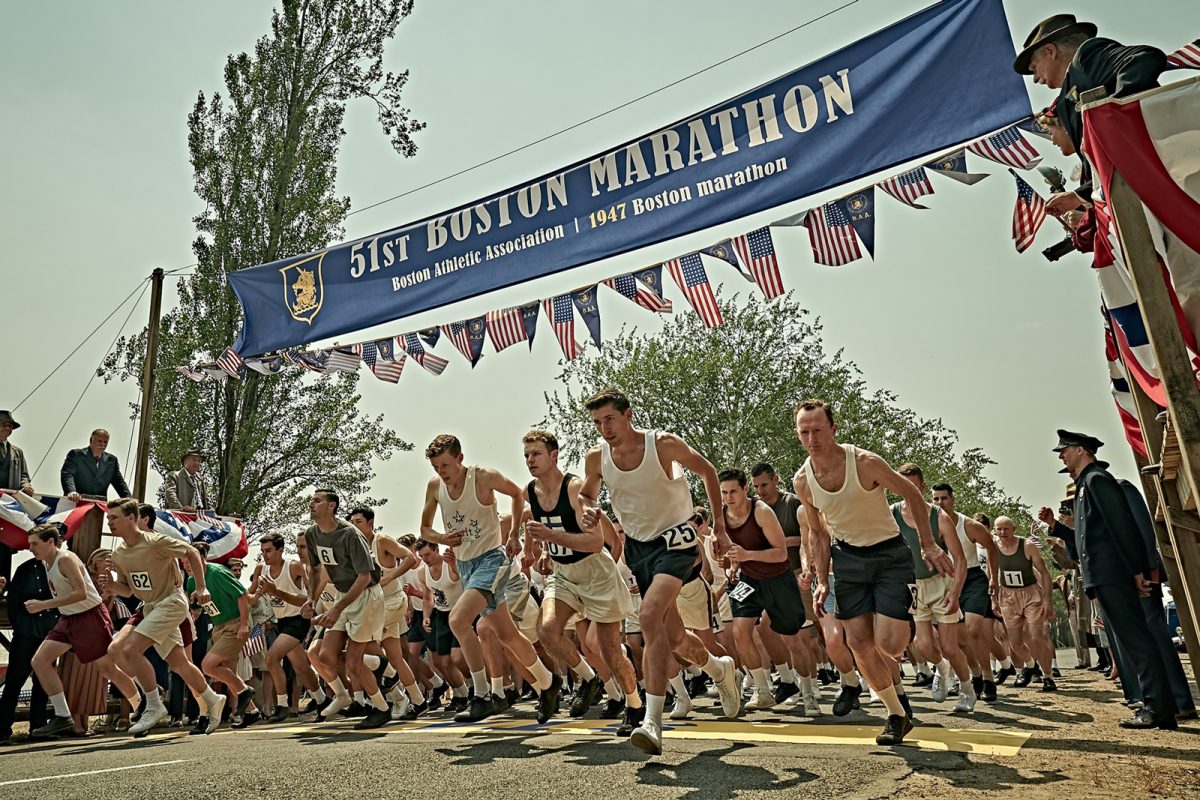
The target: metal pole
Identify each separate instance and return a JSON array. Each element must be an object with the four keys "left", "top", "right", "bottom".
[{"left": 132, "top": 267, "right": 165, "bottom": 501}]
